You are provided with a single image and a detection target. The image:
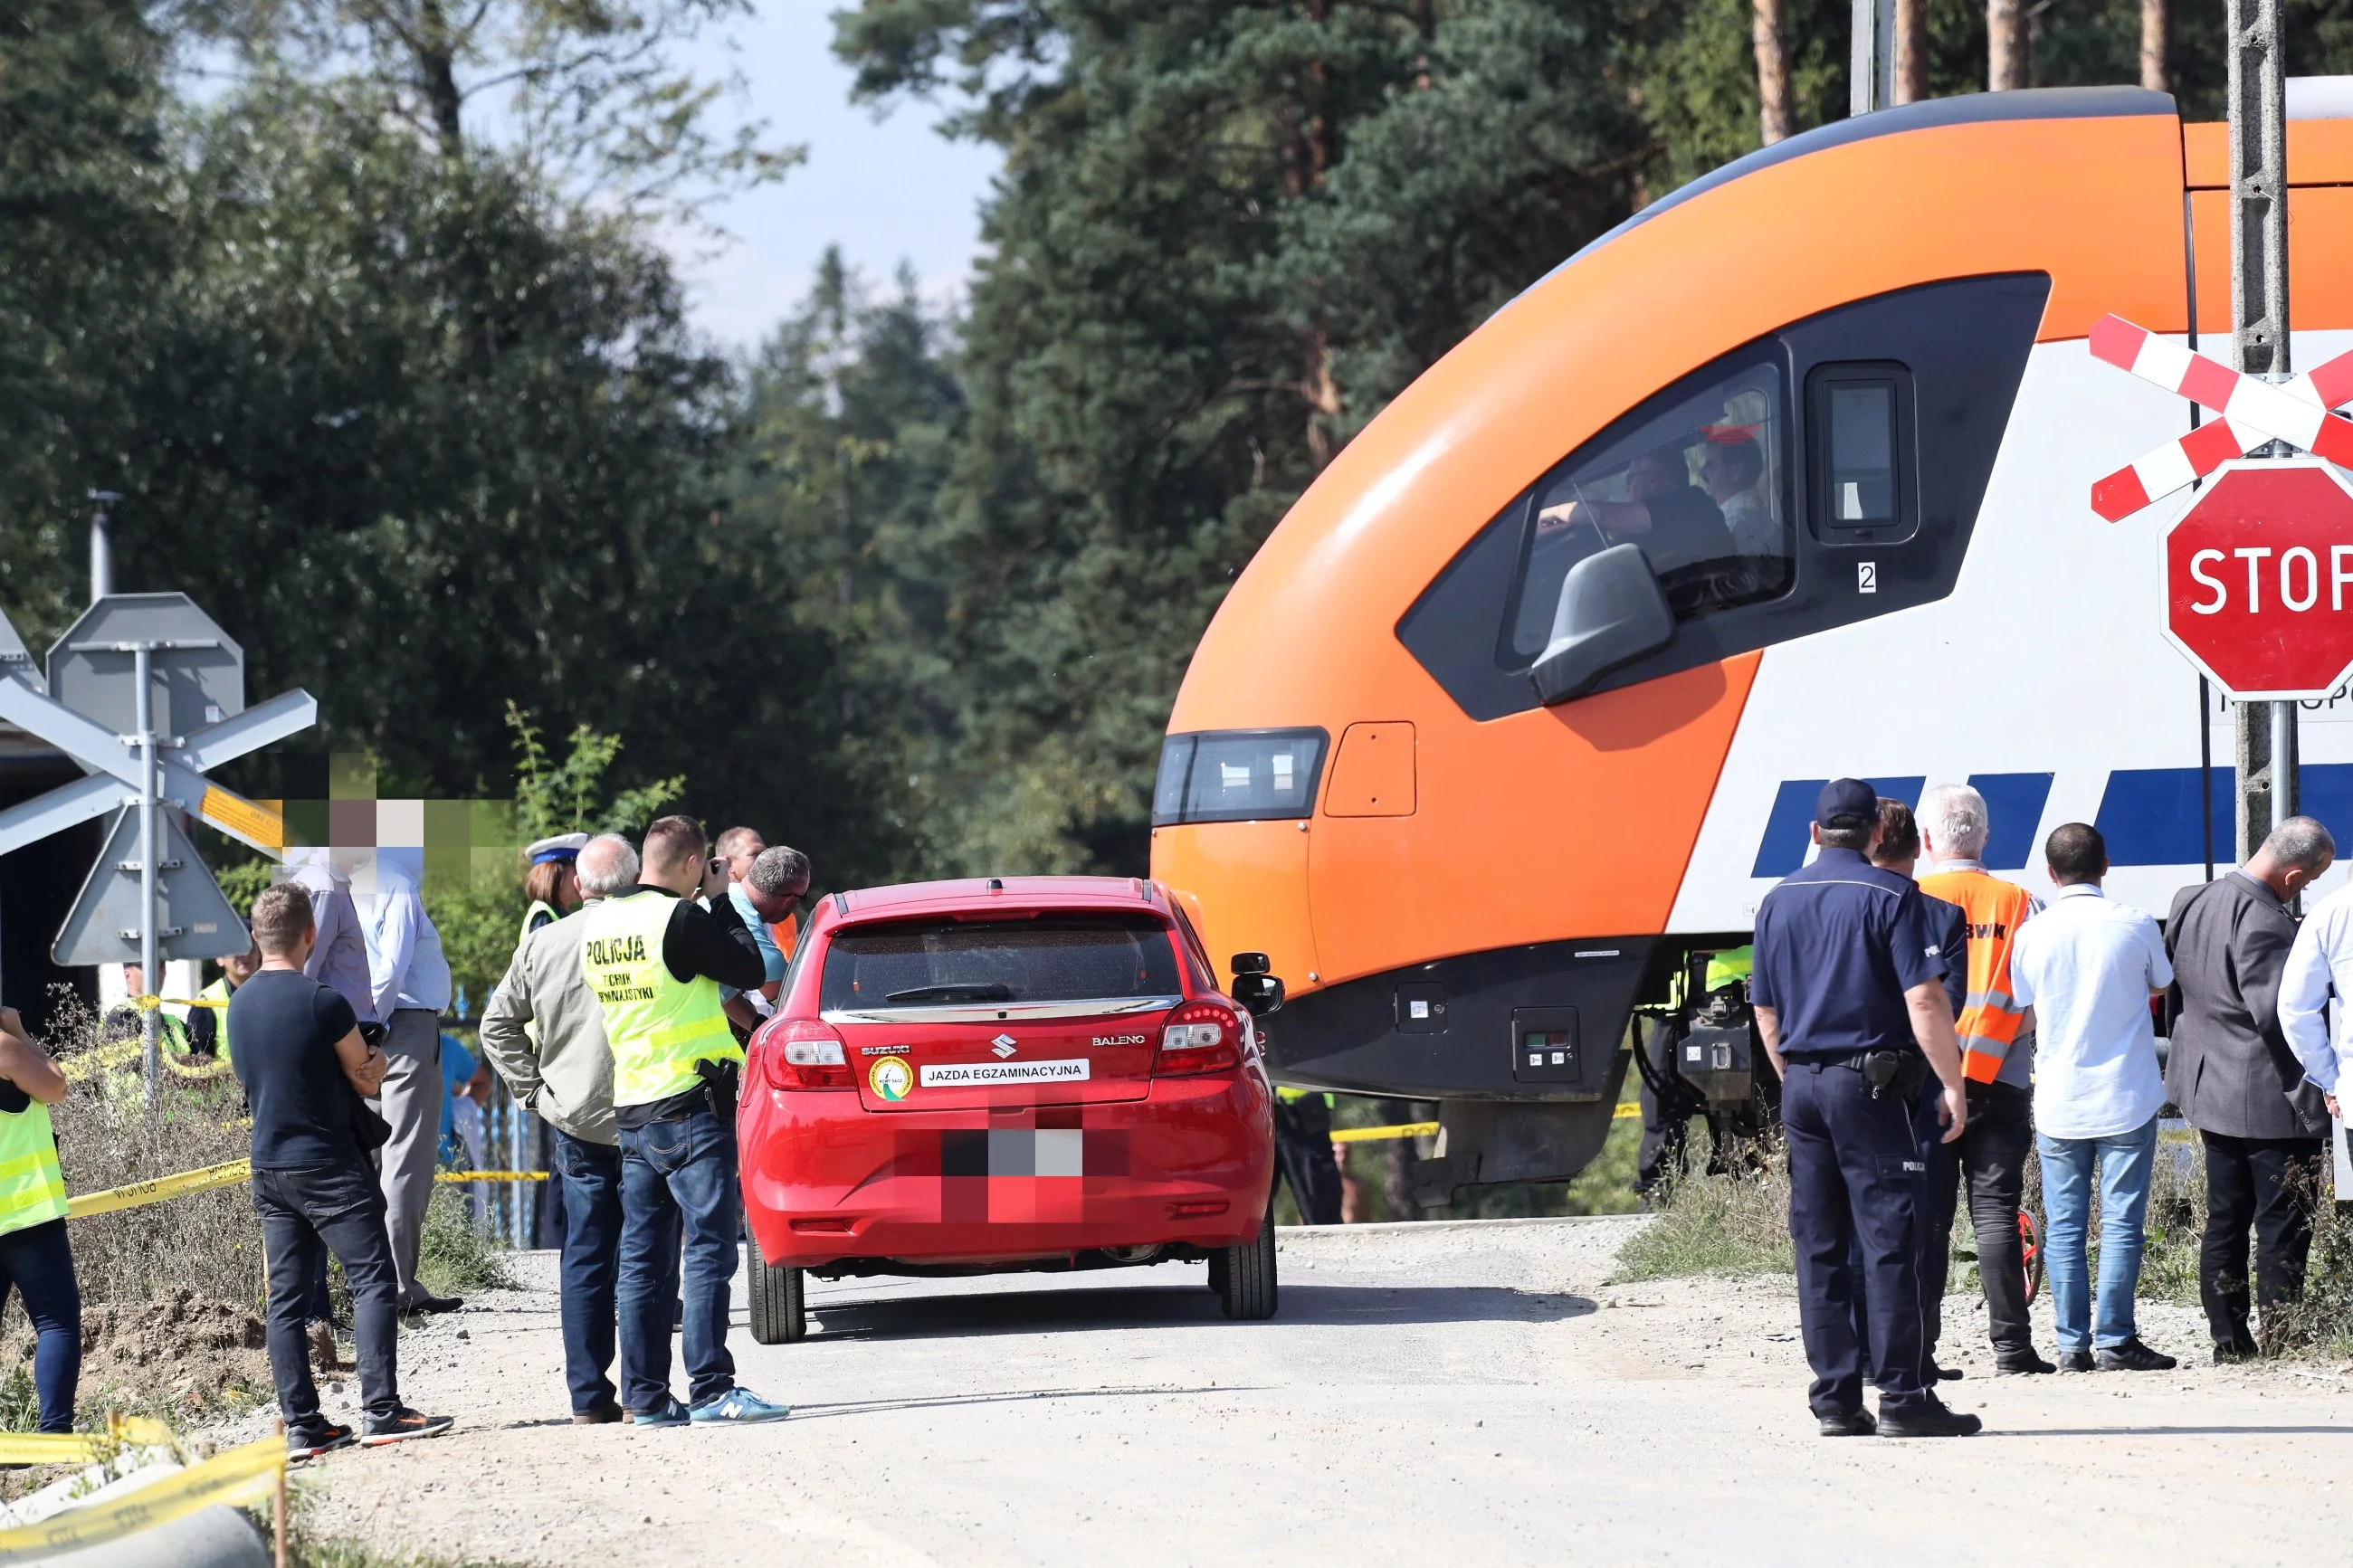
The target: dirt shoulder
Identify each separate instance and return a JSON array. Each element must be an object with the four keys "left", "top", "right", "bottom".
[{"left": 238, "top": 1217, "right": 2353, "bottom": 1566}]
